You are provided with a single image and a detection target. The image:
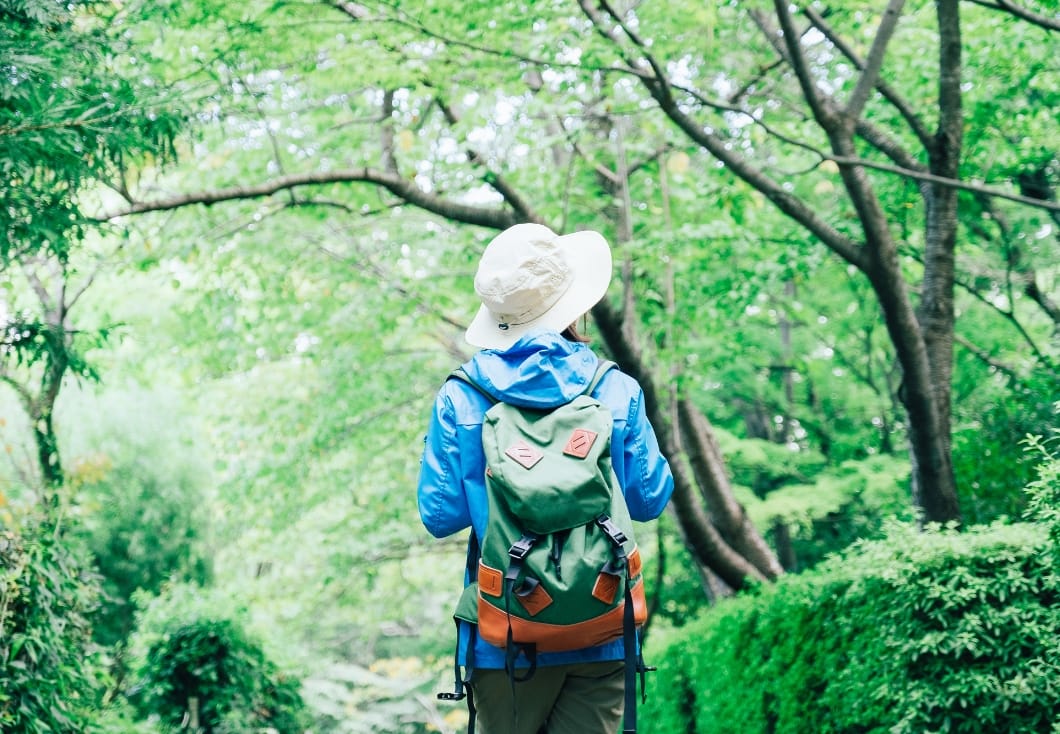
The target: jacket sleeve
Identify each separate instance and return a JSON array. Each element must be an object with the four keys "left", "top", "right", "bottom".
[
  {"left": 417, "top": 387, "right": 472, "bottom": 539},
  {"left": 621, "top": 386, "right": 675, "bottom": 522}
]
